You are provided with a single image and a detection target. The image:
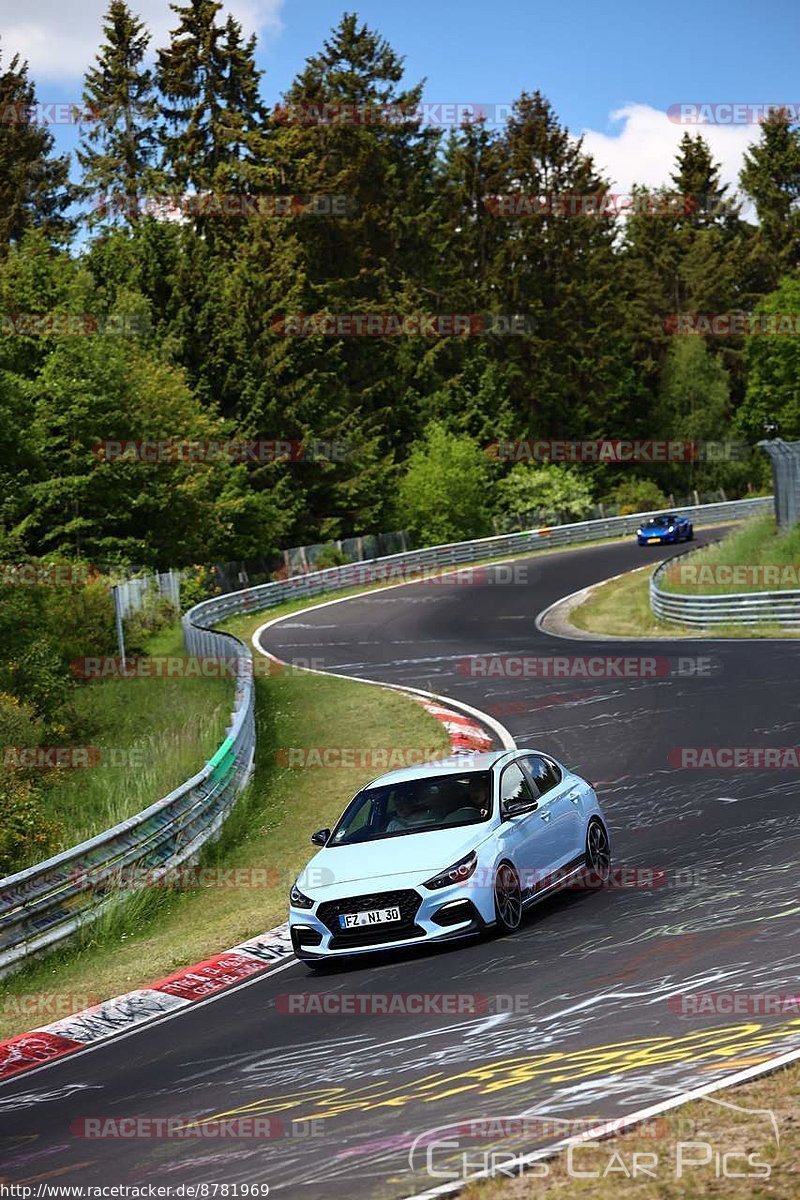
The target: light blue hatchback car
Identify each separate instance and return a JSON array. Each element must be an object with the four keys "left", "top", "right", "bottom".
[{"left": 289, "top": 750, "right": 611, "bottom": 963}]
